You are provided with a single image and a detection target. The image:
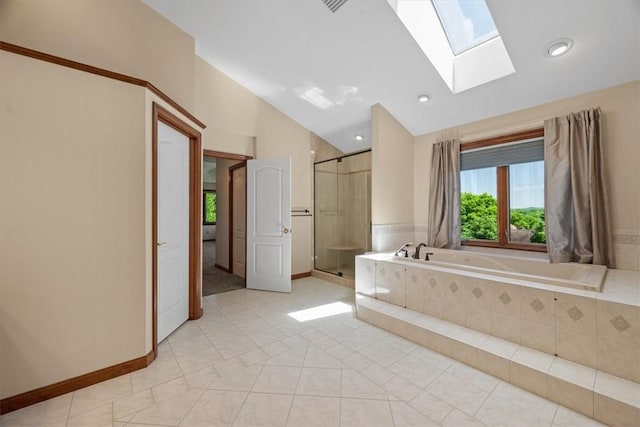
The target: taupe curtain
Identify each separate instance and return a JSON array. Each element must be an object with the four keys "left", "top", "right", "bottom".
[
  {"left": 427, "top": 140, "right": 461, "bottom": 249},
  {"left": 544, "top": 107, "right": 615, "bottom": 267}
]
